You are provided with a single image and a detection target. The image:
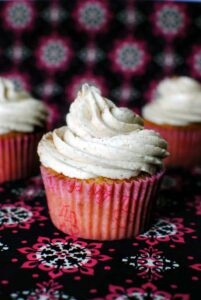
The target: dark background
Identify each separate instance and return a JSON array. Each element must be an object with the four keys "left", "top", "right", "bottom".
[{"left": 0, "top": 0, "right": 200, "bottom": 128}]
